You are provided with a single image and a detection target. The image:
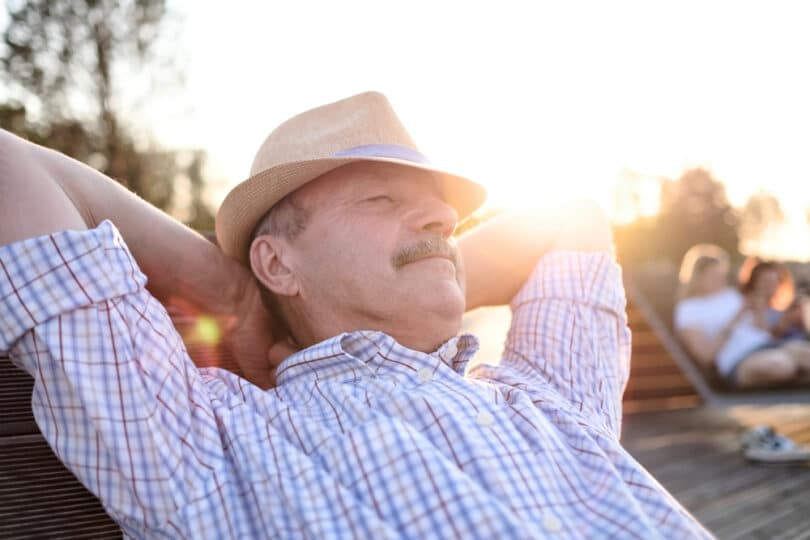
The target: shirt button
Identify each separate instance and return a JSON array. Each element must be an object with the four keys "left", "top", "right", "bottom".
[
  {"left": 543, "top": 513, "right": 562, "bottom": 533},
  {"left": 417, "top": 367, "right": 433, "bottom": 382},
  {"left": 476, "top": 411, "right": 494, "bottom": 426},
  {"left": 444, "top": 341, "right": 458, "bottom": 359}
]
